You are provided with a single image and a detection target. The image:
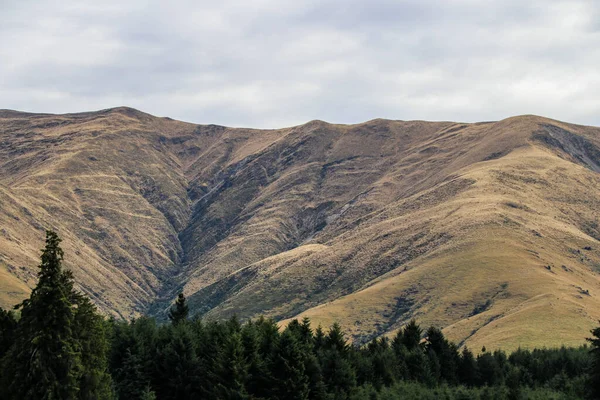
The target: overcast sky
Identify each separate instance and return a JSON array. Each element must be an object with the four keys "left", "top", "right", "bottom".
[{"left": 1, "top": 0, "right": 599, "bottom": 128}]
